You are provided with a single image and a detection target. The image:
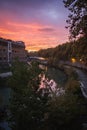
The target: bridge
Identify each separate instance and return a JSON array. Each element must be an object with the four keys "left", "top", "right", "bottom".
[{"left": 28, "top": 56, "right": 48, "bottom": 65}]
